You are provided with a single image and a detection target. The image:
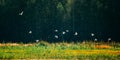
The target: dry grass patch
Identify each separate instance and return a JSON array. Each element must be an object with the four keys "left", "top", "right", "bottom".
[
  {"left": 0, "top": 43, "right": 36, "bottom": 47},
  {"left": 94, "top": 44, "right": 112, "bottom": 49}
]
